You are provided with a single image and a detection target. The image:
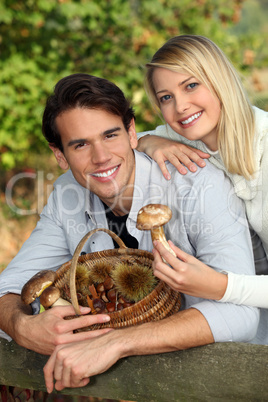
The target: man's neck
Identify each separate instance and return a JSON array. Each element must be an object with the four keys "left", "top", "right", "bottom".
[
  {"left": 100, "top": 179, "right": 135, "bottom": 217},
  {"left": 103, "top": 199, "right": 133, "bottom": 217}
]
